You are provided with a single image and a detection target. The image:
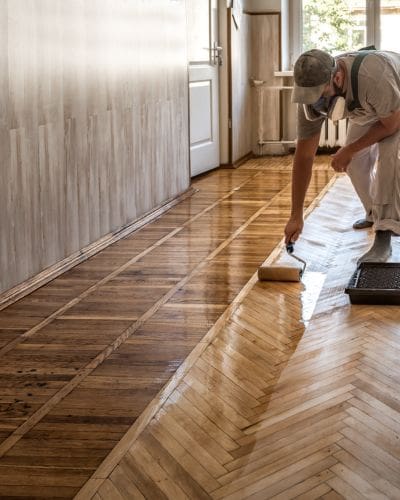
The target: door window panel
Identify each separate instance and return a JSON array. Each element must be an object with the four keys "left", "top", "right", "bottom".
[{"left": 187, "top": 0, "right": 211, "bottom": 63}]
